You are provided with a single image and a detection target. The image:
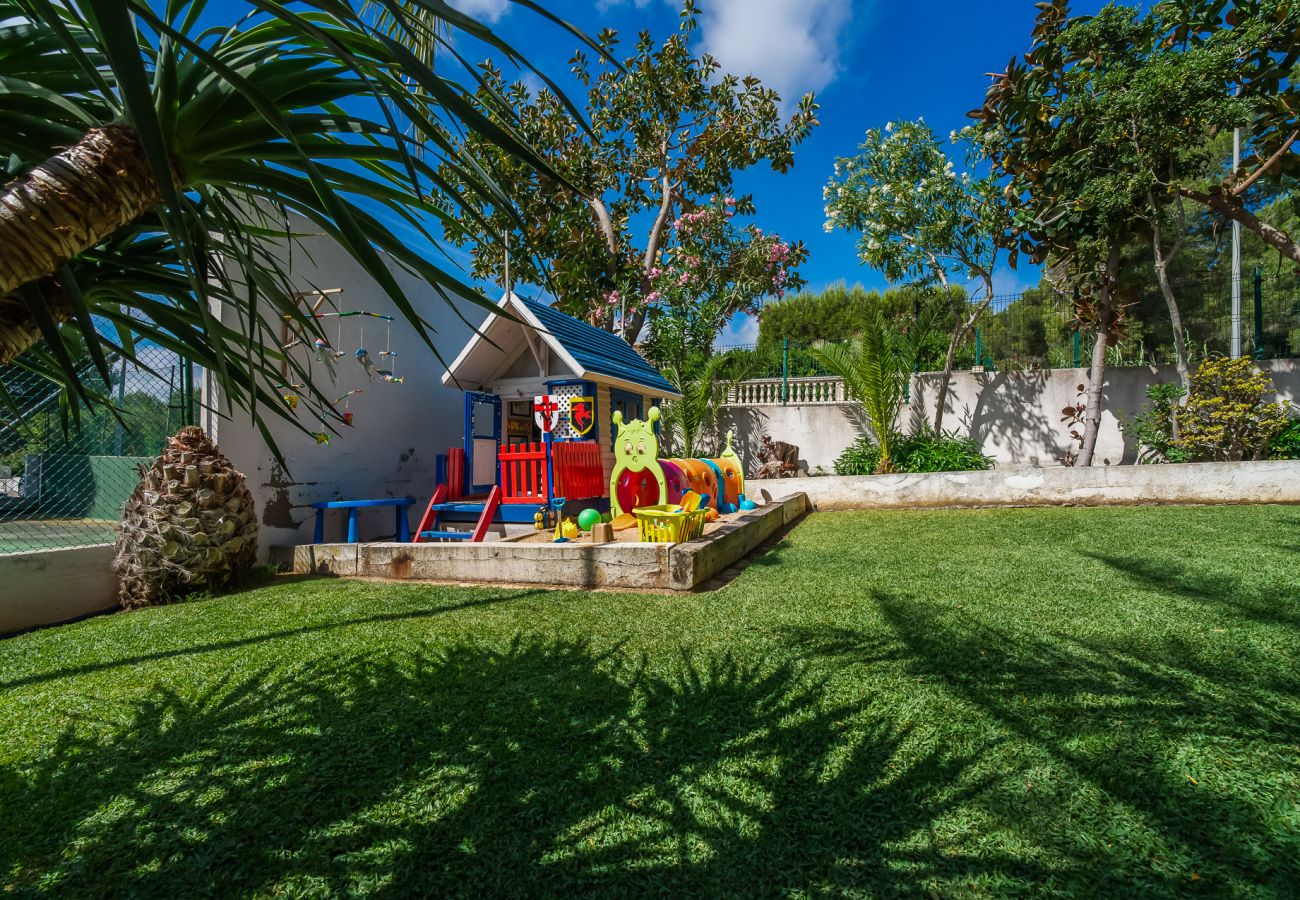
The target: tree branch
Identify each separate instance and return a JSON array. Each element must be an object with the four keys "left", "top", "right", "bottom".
[{"left": 1233, "top": 130, "right": 1298, "bottom": 197}]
